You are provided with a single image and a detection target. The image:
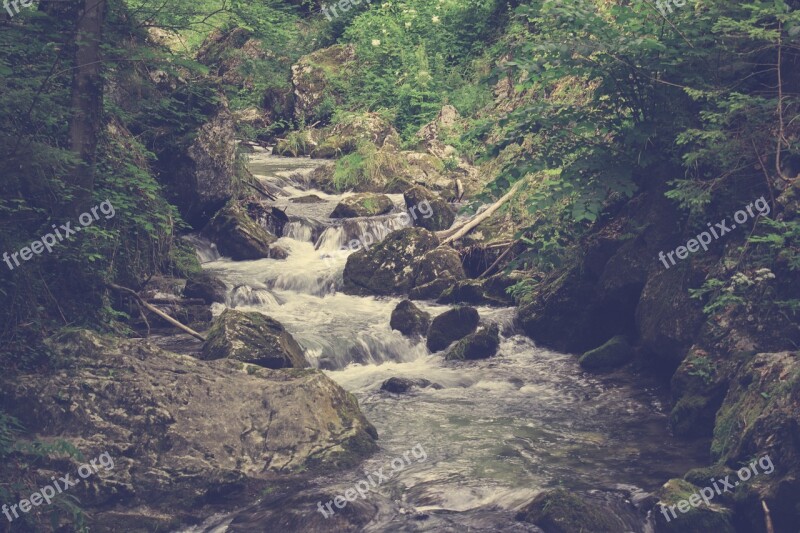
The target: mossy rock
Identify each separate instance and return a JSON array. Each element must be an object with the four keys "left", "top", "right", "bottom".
[
  {"left": 444, "top": 323, "right": 500, "bottom": 361},
  {"left": 515, "top": 488, "right": 627, "bottom": 532},
  {"left": 683, "top": 465, "right": 736, "bottom": 490},
  {"left": 183, "top": 271, "right": 227, "bottom": 304},
  {"left": 201, "top": 201, "right": 277, "bottom": 260},
  {"left": 390, "top": 300, "right": 430, "bottom": 338},
  {"left": 670, "top": 394, "right": 718, "bottom": 437},
  {"left": 412, "top": 247, "right": 465, "bottom": 288},
  {"left": 342, "top": 227, "right": 440, "bottom": 296},
  {"left": 426, "top": 306, "right": 479, "bottom": 352},
  {"left": 330, "top": 193, "right": 393, "bottom": 218},
  {"left": 200, "top": 309, "right": 309, "bottom": 369},
  {"left": 653, "top": 479, "right": 735, "bottom": 533},
  {"left": 578, "top": 335, "right": 634, "bottom": 371},
  {"left": 711, "top": 351, "right": 800, "bottom": 462},
  {"left": 403, "top": 185, "right": 455, "bottom": 232}
]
